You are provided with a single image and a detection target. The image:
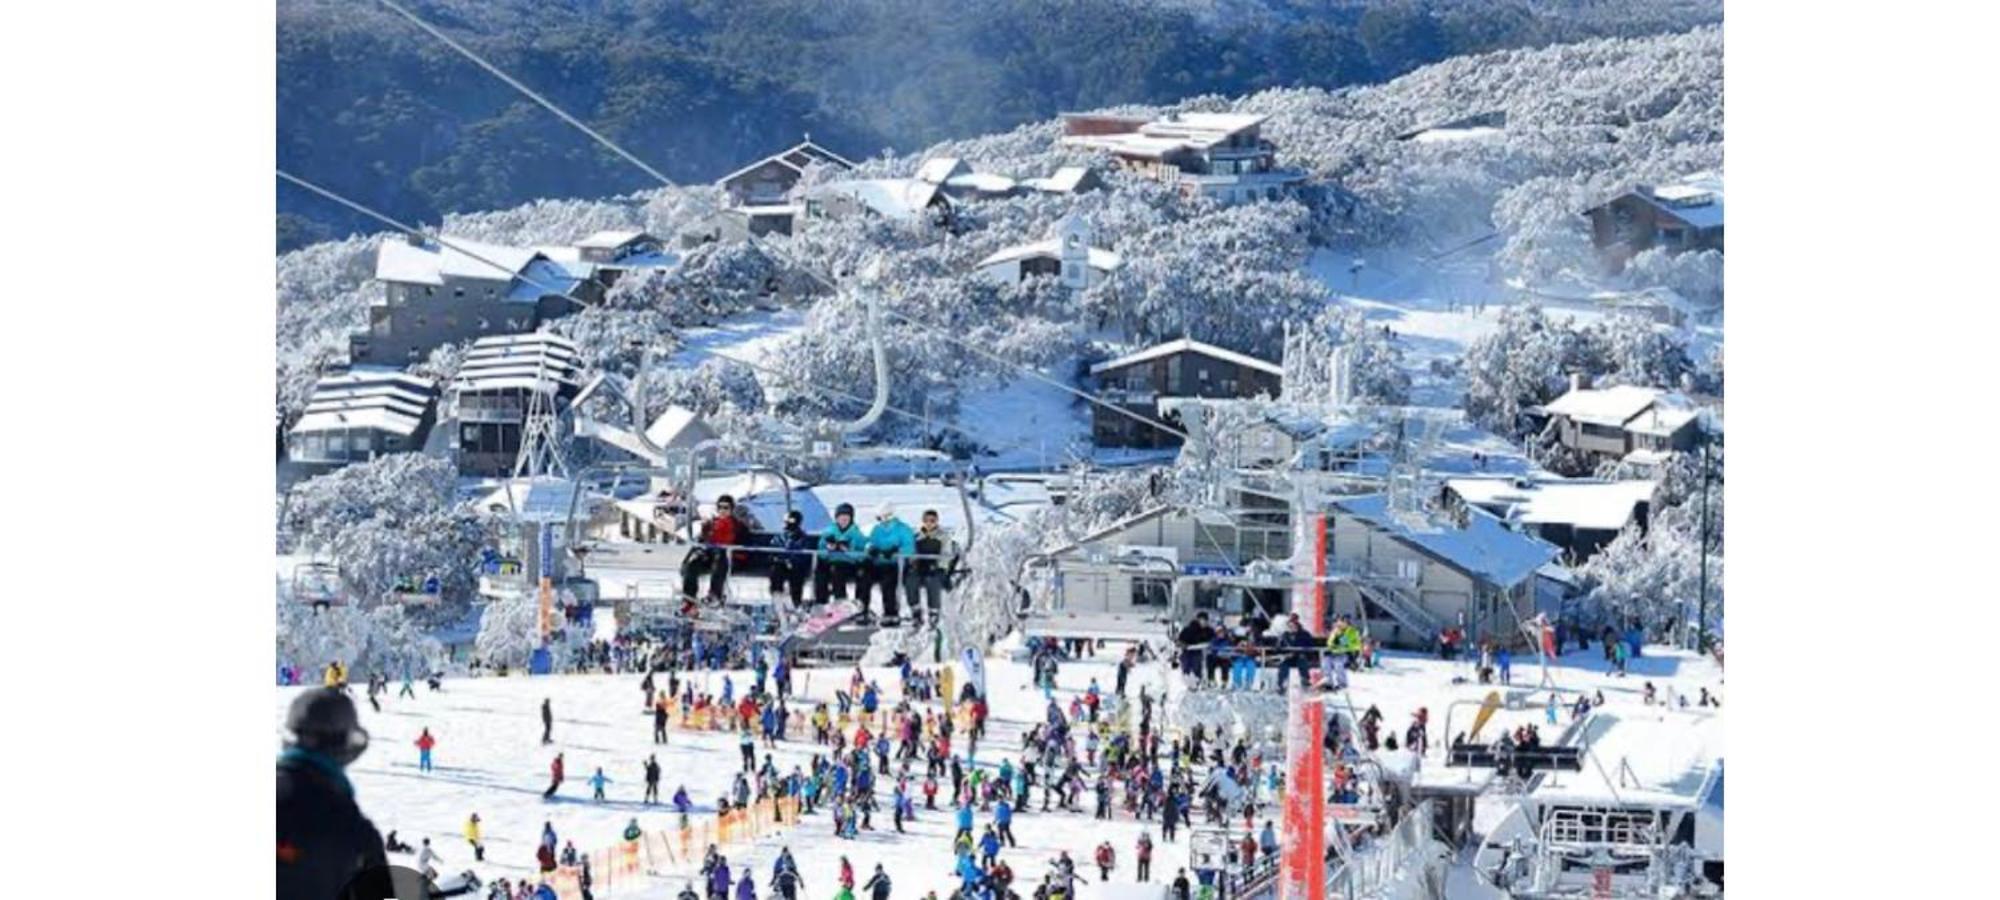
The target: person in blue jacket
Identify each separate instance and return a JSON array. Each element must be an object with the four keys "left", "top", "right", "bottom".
[
  {"left": 862, "top": 504, "right": 916, "bottom": 626},
  {"left": 955, "top": 799, "right": 975, "bottom": 842},
  {"left": 816, "top": 503, "right": 867, "bottom": 607},
  {"left": 994, "top": 797, "right": 1015, "bottom": 846}
]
